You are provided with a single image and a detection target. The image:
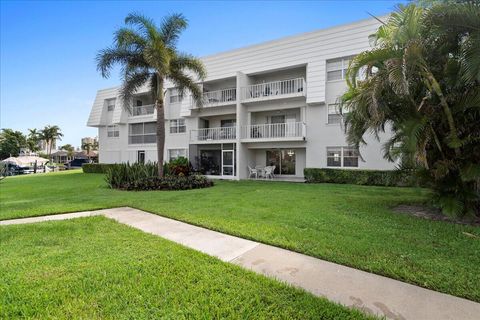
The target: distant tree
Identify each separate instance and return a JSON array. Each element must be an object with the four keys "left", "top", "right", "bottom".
[
  {"left": 60, "top": 144, "right": 75, "bottom": 160},
  {"left": 0, "top": 129, "right": 27, "bottom": 159},
  {"left": 27, "top": 128, "right": 41, "bottom": 153},
  {"left": 82, "top": 142, "right": 93, "bottom": 160},
  {"left": 40, "top": 125, "right": 63, "bottom": 161},
  {"left": 97, "top": 13, "right": 206, "bottom": 176}
]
